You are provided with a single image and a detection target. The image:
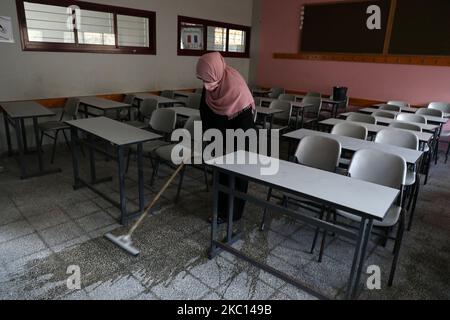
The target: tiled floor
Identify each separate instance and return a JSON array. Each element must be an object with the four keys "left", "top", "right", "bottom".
[{"left": 0, "top": 144, "right": 449, "bottom": 300}]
